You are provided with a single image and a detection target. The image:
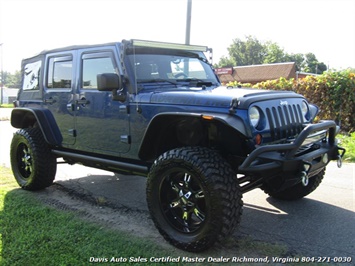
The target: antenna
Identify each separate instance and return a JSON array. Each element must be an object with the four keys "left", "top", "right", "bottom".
[{"left": 132, "top": 45, "right": 140, "bottom": 113}]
